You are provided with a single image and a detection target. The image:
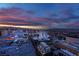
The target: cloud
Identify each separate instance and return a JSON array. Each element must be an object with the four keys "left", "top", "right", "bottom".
[{"left": 0, "top": 4, "right": 79, "bottom": 29}]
